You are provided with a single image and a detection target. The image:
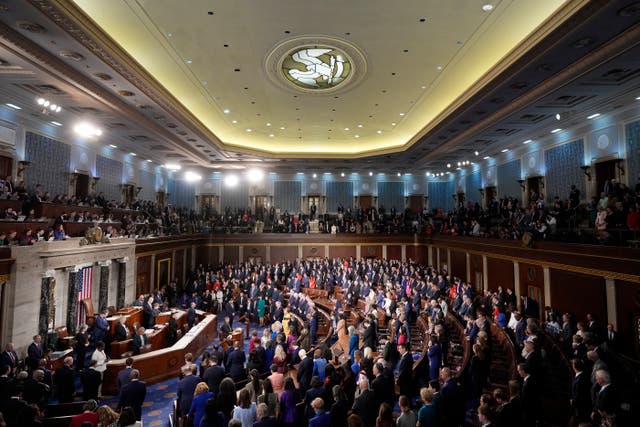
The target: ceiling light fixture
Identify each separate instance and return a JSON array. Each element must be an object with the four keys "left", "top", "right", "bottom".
[
  {"left": 399, "top": 113, "right": 405, "bottom": 116},
  {"left": 280, "top": 126, "right": 285, "bottom": 130},
  {"left": 354, "top": 134, "right": 360, "bottom": 138},
  {"left": 523, "top": 139, "right": 532, "bottom": 144},
  {"left": 369, "top": 171, "right": 373, "bottom": 176},
  {"left": 447, "top": 163, "right": 451, "bottom": 168},
  {"left": 341, "top": 172, "right": 345, "bottom": 177},
  {"left": 109, "top": 144, "right": 117, "bottom": 149},
  {"left": 312, "top": 173, "right": 317, "bottom": 178},
  {"left": 224, "top": 174, "right": 239, "bottom": 187},
  {"left": 501, "top": 148, "right": 509, "bottom": 153},
  {"left": 245, "top": 128, "right": 252, "bottom": 132},
  {"left": 223, "top": 109, "right": 230, "bottom": 114},
  {"left": 587, "top": 113, "right": 601, "bottom": 119},
  {"left": 357, "top": 124, "right": 363, "bottom": 128},
  {"left": 247, "top": 168, "right": 264, "bottom": 182},
  {"left": 231, "top": 120, "right": 238, "bottom": 124},
  {"left": 344, "top": 127, "right": 350, "bottom": 131},
  {"left": 5, "top": 103, "right": 21, "bottom": 110},
  {"left": 73, "top": 122, "right": 102, "bottom": 138},
  {"left": 37, "top": 98, "right": 62, "bottom": 113},
  {"left": 165, "top": 163, "right": 181, "bottom": 171},
  {"left": 266, "top": 123, "right": 271, "bottom": 126},
  {"left": 50, "top": 121, "right": 63, "bottom": 127},
  {"left": 551, "top": 128, "right": 562, "bottom": 134},
  {"left": 483, "top": 156, "right": 490, "bottom": 160},
  {"left": 269, "top": 134, "right": 275, "bottom": 137},
  {"left": 391, "top": 122, "right": 396, "bottom": 126},
  {"left": 436, "top": 66, "right": 443, "bottom": 71},
  {"left": 377, "top": 130, "right": 382, "bottom": 134},
  {"left": 184, "top": 171, "right": 202, "bottom": 182},
  {"left": 474, "top": 151, "right": 479, "bottom": 156},
  {"left": 129, "top": 152, "right": 137, "bottom": 156},
  {"left": 397, "top": 172, "right": 401, "bottom": 177},
  {"left": 555, "top": 113, "right": 561, "bottom": 120},
  {"left": 482, "top": 4, "right": 494, "bottom": 12}
]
